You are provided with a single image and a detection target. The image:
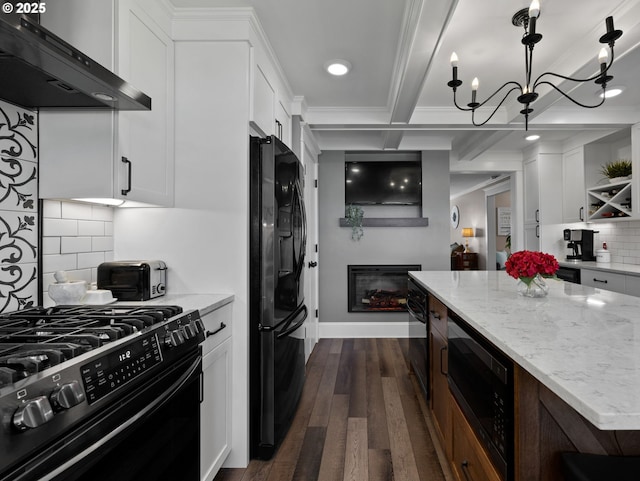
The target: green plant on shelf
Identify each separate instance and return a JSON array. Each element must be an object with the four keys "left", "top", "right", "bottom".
[
  {"left": 600, "top": 159, "right": 632, "bottom": 180},
  {"left": 345, "top": 204, "right": 364, "bottom": 241}
]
